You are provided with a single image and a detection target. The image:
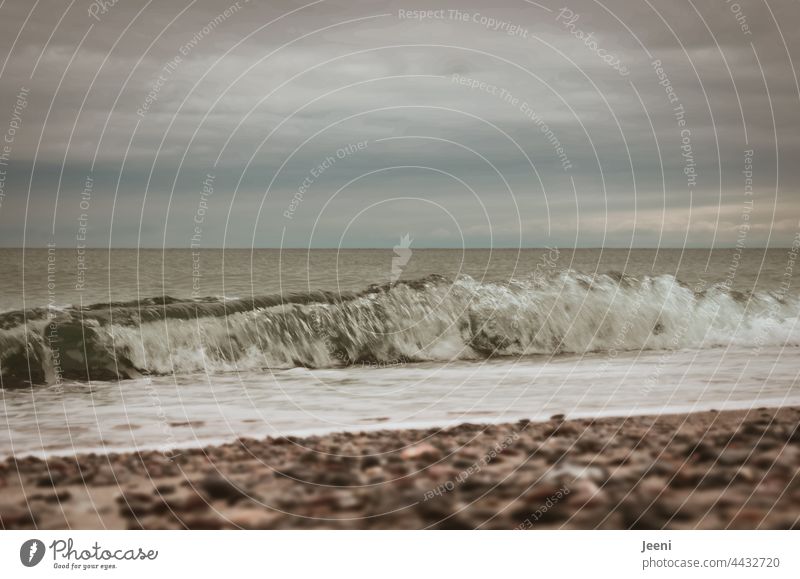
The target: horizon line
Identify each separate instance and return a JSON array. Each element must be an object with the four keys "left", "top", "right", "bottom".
[{"left": 0, "top": 246, "right": 794, "bottom": 251}]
